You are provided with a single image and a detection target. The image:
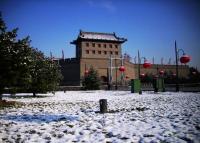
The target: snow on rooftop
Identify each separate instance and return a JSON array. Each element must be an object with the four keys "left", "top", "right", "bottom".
[
  {"left": 80, "top": 32, "right": 118, "bottom": 41},
  {"left": 1, "top": 91, "right": 200, "bottom": 142}
]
